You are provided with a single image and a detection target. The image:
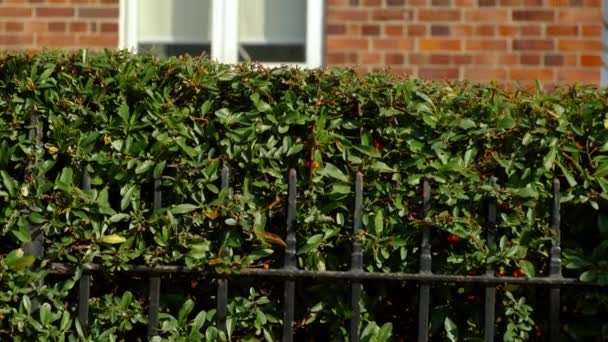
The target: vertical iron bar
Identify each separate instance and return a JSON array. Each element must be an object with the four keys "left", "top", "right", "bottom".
[
  {"left": 282, "top": 169, "right": 297, "bottom": 342},
  {"left": 484, "top": 177, "right": 497, "bottom": 342},
  {"left": 23, "top": 113, "right": 43, "bottom": 320},
  {"left": 78, "top": 167, "right": 91, "bottom": 330},
  {"left": 549, "top": 178, "right": 561, "bottom": 341},
  {"left": 217, "top": 164, "right": 230, "bottom": 333},
  {"left": 148, "top": 177, "right": 163, "bottom": 339},
  {"left": 350, "top": 172, "right": 364, "bottom": 342},
  {"left": 418, "top": 178, "right": 431, "bottom": 342}
]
